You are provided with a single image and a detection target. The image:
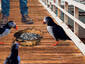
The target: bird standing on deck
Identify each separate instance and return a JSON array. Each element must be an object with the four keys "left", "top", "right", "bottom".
[
  {"left": 0, "top": 21, "right": 17, "bottom": 44},
  {"left": 4, "top": 42, "right": 20, "bottom": 64},
  {"left": 43, "top": 16, "right": 71, "bottom": 46}
]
